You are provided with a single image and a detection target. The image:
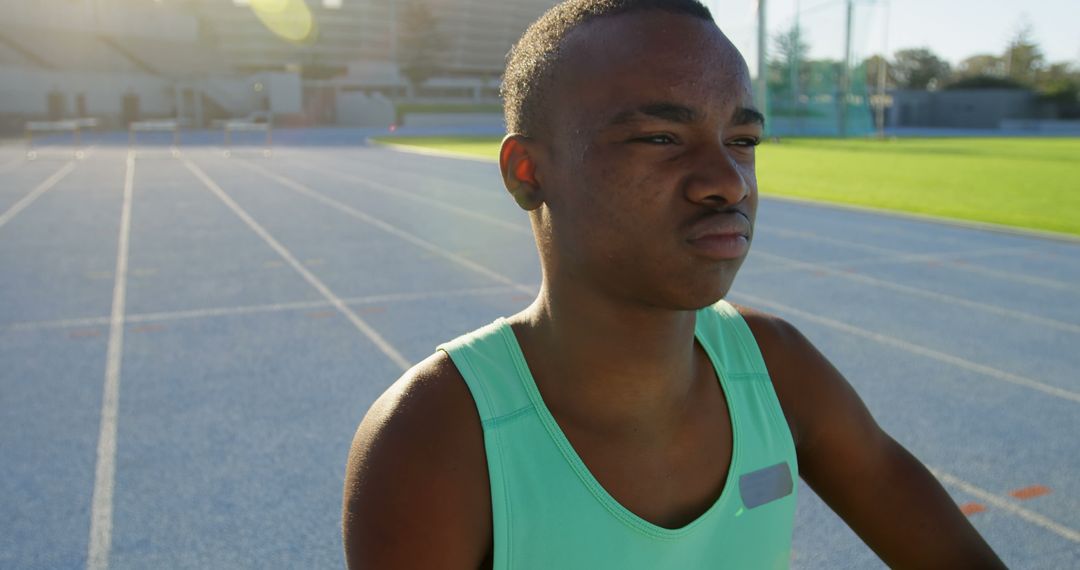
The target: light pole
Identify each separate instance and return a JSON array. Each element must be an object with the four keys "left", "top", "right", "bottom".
[
  {"left": 839, "top": 0, "right": 853, "bottom": 137},
  {"left": 874, "top": 0, "right": 890, "bottom": 138},
  {"left": 756, "top": 0, "right": 768, "bottom": 134}
]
